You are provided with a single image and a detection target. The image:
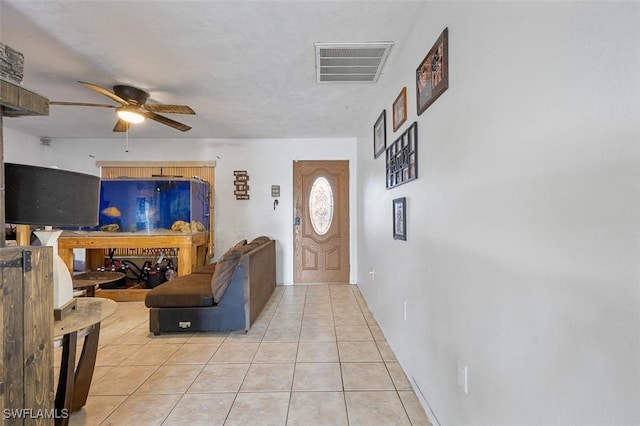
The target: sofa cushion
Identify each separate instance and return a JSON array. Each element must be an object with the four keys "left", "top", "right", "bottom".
[
  {"left": 234, "top": 239, "right": 248, "bottom": 248},
  {"left": 217, "top": 238, "right": 248, "bottom": 261},
  {"left": 145, "top": 273, "right": 215, "bottom": 308},
  {"left": 192, "top": 262, "right": 217, "bottom": 275},
  {"left": 231, "top": 241, "right": 259, "bottom": 255},
  {"left": 250, "top": 236, "right": 271, "bottom": 246},
  {"left": 192, "top": 238, "right": 246, "bottom": 275},
  {"left": 211, "top": 250, "right": 243, "bottom": 303}
]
